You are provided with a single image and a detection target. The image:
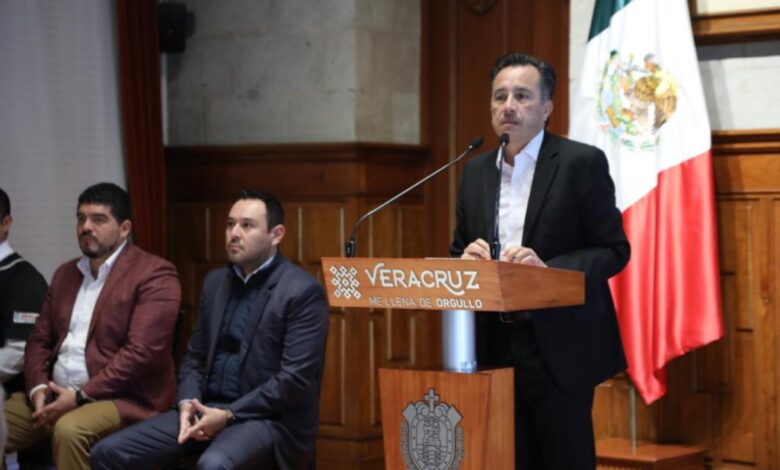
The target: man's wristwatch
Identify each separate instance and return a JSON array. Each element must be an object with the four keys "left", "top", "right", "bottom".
[
  {"left": 75, "top": 388, "right": 95, "bottom": 407},
  {"left": 224, "top": 408, "right": 237, "bottom": 425}
]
